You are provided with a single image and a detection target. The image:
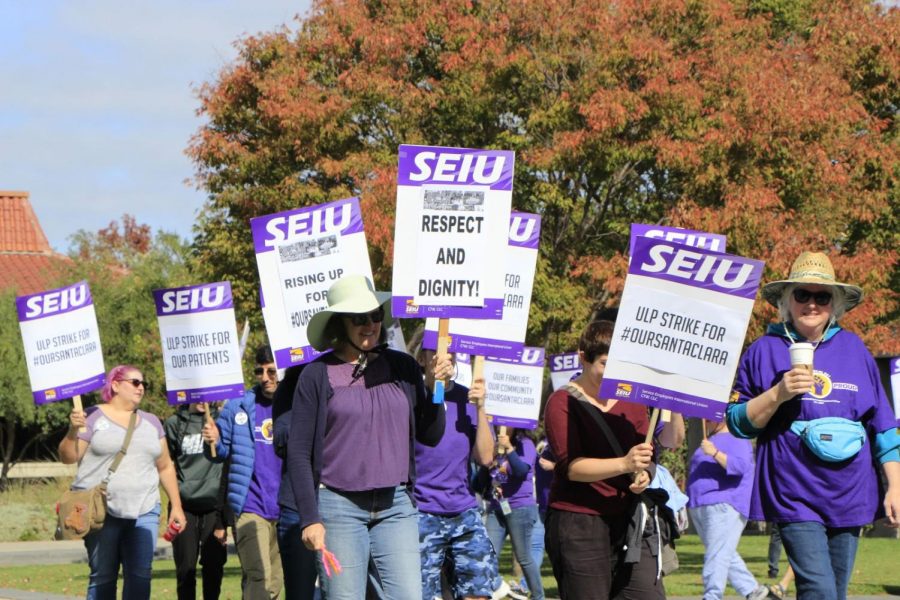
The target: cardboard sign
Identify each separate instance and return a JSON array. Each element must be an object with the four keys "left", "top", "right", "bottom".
[
  {"left": 154, "top": 282, "right": 244, "bottom": 405},
  {"left": 628, "top": 224, "right": 726, "bottom": 258},
  {"left": 599, "top": 238, "right": 763, "bottom": 421},
  {"left": 17, "top": 281, "right": 105, "bottom": 404},
  {"left": 422, "top": 213, "right": 540, "bottom": 357},
  {"left": 392, "top": 145, "right": 514, "bottom": 319},
  {"left": 484, "top": 347, "right": 545, "bottom": 429},
  {"left": 250, "top": 197, "right": 374, "bottom": 368},
  {"left": 549, "top": 352, "right": 581, "bottom": 391}
]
